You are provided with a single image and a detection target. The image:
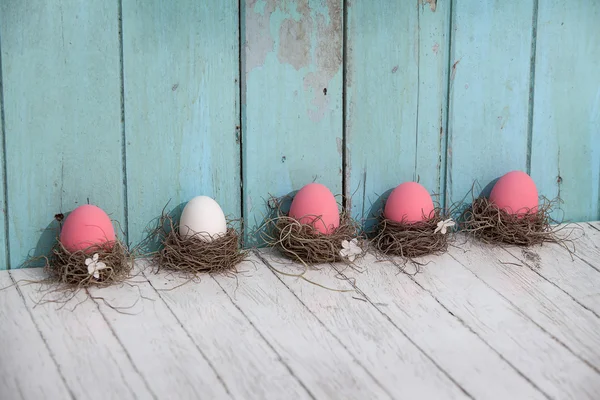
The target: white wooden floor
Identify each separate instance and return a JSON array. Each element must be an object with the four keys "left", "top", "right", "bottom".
[{"left": 2, "top": 223, "right": 600, "bottom": 400}]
